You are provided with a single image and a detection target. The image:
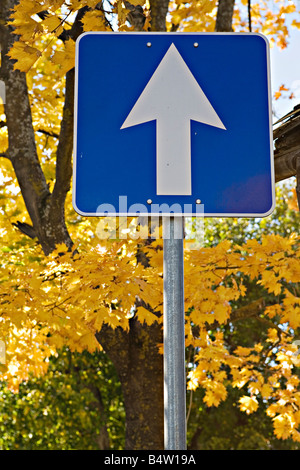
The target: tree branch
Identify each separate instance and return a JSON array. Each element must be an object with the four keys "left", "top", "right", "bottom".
[
  {"left": 37, "top": 129, "right": 59, "bottom": 139},
  {"left": 215, "top": 0, "right": 235, "bottom": 32},
  {"left": 124, "top": 1, "right": 147, "bottom": 31},
  {"left": 0, "top": 151, "right": 10, "bottom": 160},
  {"left": 12, "top": 221, "right": 37, "bottom": 239},
  {"left": 248, "top": 0, "right": 252, "bottom": 32}
]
